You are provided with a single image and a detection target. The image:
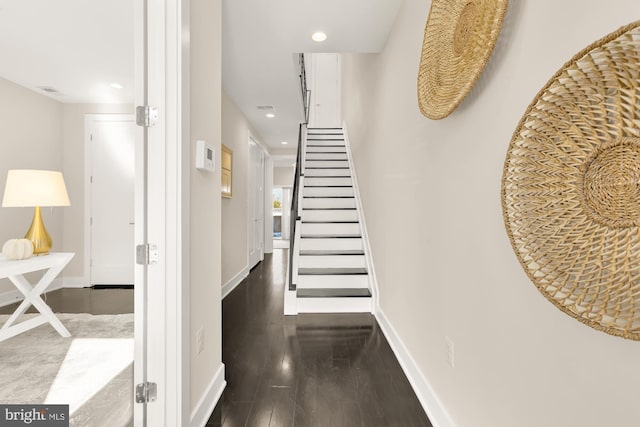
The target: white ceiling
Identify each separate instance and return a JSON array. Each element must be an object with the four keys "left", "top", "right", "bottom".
[
  {"left": 0, "top": 0, "right": 134, "bottom": 104},
  {"left": 222, "top": 0, "right": 403, "bottom": 150},
  {"left": 0, "top": 0, "right": 402, "bottom": 150}
]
